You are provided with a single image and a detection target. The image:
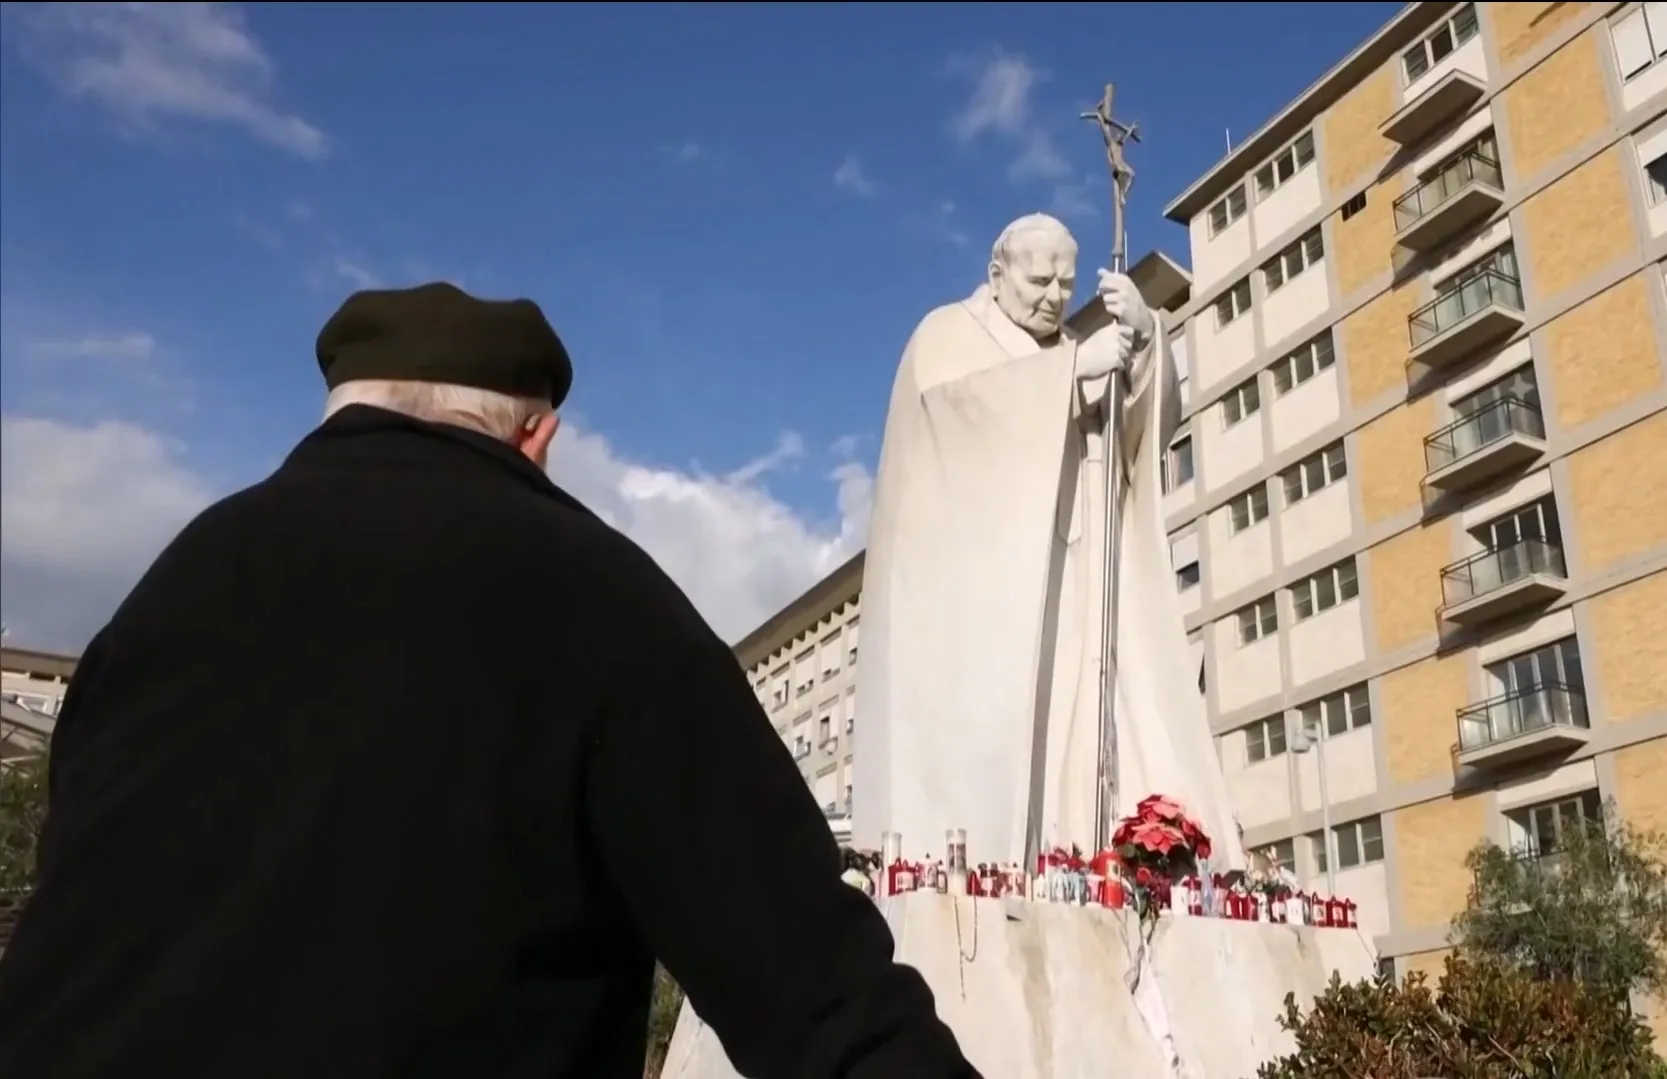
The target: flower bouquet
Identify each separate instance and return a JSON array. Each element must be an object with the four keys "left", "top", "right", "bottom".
[{"left": 1112, "top": 794, "right": 1213, "bottom": 923}]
